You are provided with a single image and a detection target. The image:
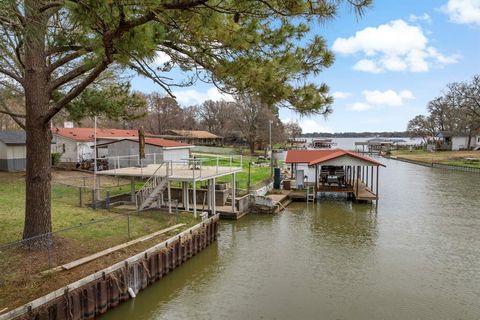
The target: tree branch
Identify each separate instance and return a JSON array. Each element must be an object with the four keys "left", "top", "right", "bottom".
[
  {"left": 44, "top": 60, "right": 109, "bottom": 122},
  {"left": 47, "top": 50, "right": 85, "bottom": 72},
  {"left": 48, "top": 62, "right": 94, "bottom": 92},
  {"left": 0, "top": 67, "right": 23, "bottom": 85}
]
